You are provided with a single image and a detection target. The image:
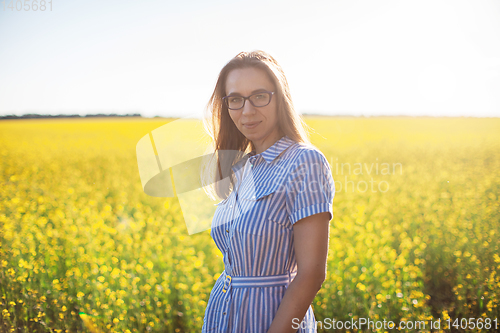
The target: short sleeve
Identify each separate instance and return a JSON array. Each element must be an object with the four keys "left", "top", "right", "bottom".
[{"left": 285, "top": 149, "right": 335, "bottom": 225}]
